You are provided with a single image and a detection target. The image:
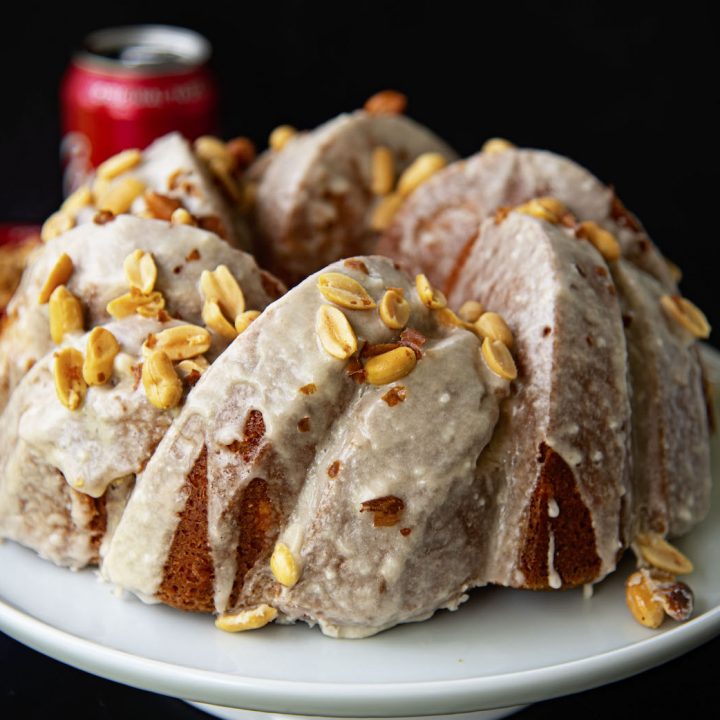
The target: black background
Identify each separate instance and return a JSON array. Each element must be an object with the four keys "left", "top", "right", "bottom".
[{"left": 1, "top": 2, "right": 718, "bottom": 718}]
